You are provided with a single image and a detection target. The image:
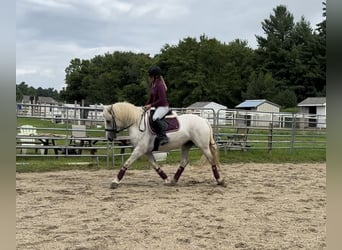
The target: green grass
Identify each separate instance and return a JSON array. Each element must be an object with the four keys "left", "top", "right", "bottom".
[{"left": 16, "top": 147, "right": 326, "bottom": 173}]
